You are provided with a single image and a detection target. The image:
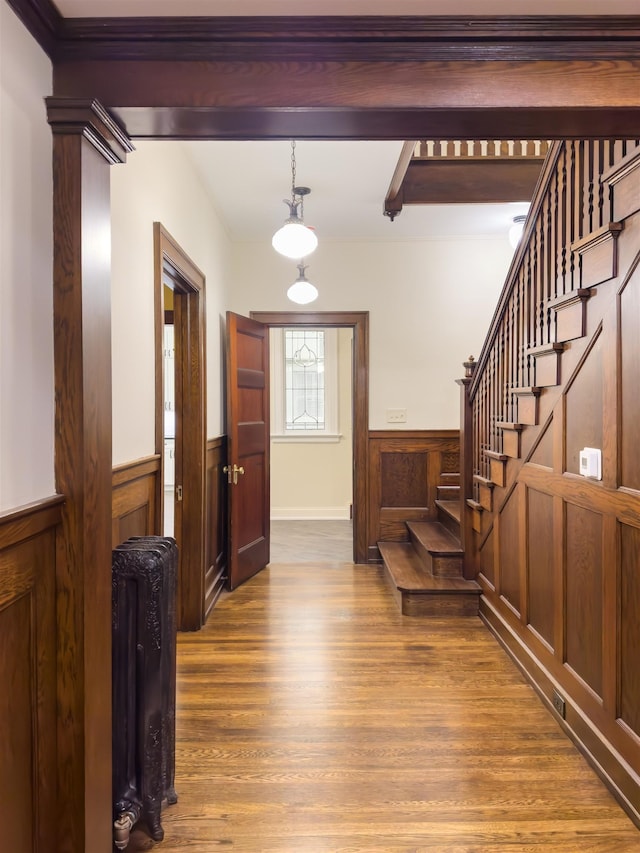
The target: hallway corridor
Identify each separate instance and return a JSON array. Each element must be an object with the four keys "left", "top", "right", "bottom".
[{"left": 129, "top": 564, "right": 640, "bottom": 852}]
